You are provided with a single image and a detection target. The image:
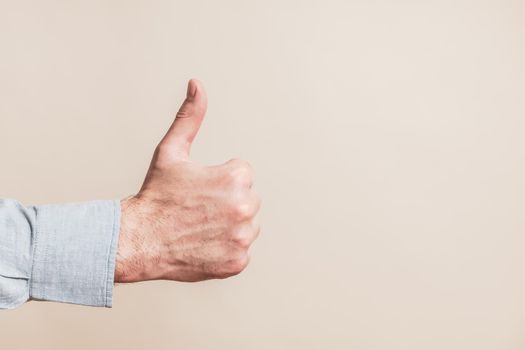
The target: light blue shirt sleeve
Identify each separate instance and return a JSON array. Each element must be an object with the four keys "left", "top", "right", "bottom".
[{"left": 0, "top": 199, "right": 121, "bottom": 309}]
